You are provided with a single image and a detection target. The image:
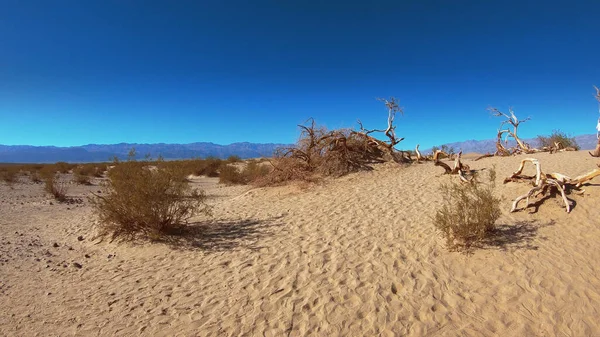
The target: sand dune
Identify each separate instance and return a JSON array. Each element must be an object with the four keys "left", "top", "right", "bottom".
[{"left": 2, "top": 151, "right": 600, "bottom": 336}]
